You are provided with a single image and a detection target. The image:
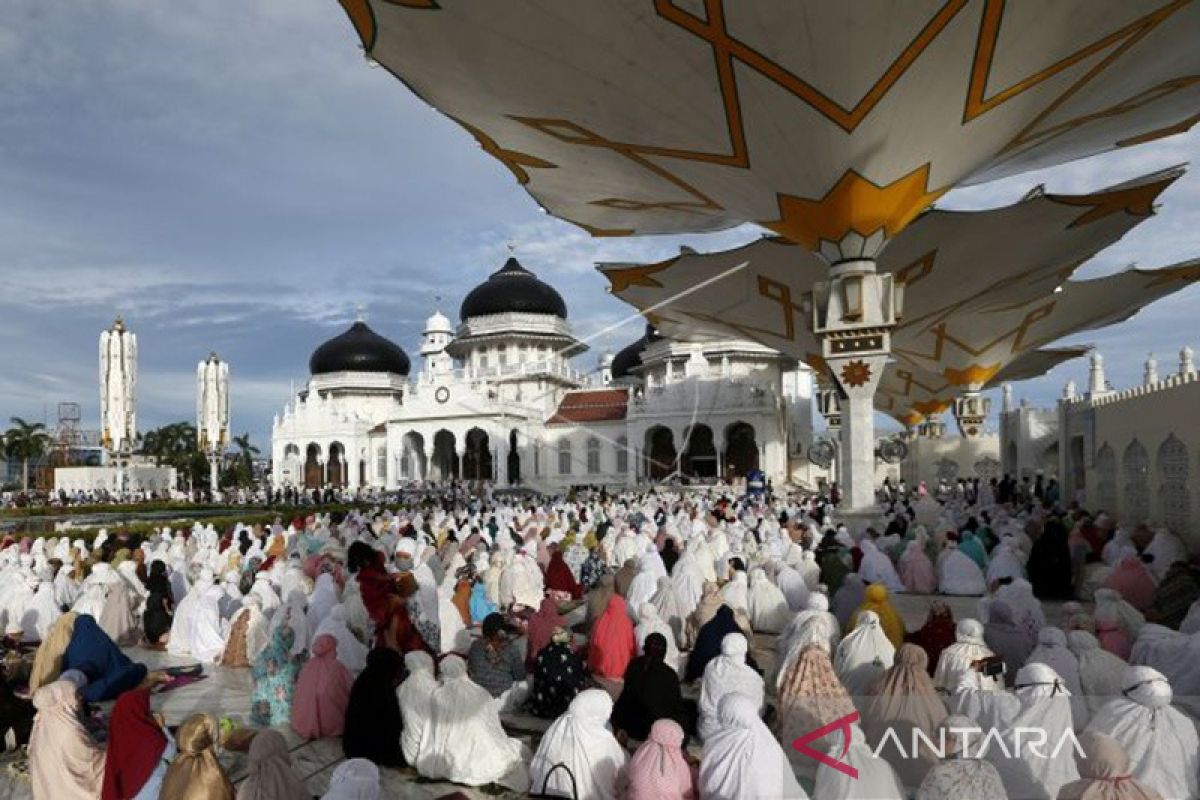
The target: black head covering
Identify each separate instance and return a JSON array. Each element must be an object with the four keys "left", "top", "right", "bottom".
[{"left": 343, "top": 647, "right": 406, "bottom": 766}]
